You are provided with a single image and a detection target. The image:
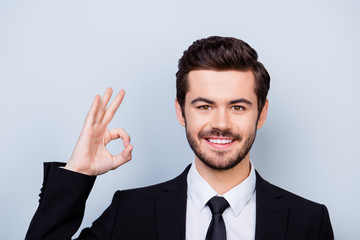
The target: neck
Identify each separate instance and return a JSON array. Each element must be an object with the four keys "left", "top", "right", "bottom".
[{"left": 195, "top": 156, "right": 251, "bottom": 195}]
